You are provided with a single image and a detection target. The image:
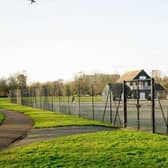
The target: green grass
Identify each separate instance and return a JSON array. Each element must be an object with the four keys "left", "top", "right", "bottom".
[
  {"left": 0, "top": 98, "right": 112, "bottom": 128},
  {"left": 0, "top": 112, "right": 4, "bottom": 124},
  {"left": 1, "top": 130, "right": 168, "bottom": 167}
]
